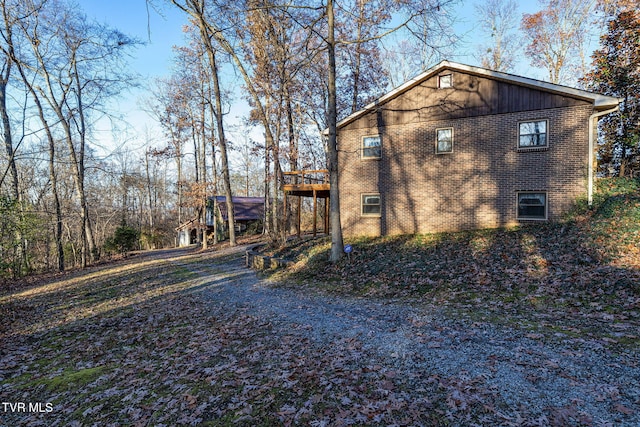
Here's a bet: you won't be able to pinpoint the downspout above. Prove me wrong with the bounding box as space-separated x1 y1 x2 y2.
588 105 619 207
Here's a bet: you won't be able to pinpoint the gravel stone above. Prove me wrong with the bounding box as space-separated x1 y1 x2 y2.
181 244 640 425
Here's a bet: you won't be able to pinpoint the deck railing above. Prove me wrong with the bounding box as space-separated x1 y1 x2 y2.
282 169 330 237
283 169 329 186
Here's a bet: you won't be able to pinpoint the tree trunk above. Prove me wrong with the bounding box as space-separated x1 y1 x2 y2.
209 110 219 245
351 3 364 114
0 61 27 273
176 142 183 225
207 47 236 246
200 97 208 250
285 84 298 236
144 150 154 231
0 74 18 200
8 27 65 271
40 93 64 271
272 126 280 238
327 0 344 262
49 138 64 271
264 144 271 236
70 63 97 265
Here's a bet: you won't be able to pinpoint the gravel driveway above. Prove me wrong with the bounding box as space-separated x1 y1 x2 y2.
174 244 640 426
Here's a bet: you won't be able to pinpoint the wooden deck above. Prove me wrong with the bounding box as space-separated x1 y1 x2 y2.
283 170 330 236
282 170 330 198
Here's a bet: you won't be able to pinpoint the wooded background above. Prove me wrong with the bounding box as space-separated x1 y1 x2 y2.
0 0 637 276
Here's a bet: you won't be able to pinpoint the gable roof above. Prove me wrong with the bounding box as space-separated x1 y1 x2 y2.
212 196 264 221
331 60 621 132
175 217 202 231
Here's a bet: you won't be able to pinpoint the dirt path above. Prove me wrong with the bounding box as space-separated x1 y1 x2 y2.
1 244 638 426
178 245 640 426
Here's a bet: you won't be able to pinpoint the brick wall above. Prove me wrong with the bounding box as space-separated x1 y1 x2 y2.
338 104 593 236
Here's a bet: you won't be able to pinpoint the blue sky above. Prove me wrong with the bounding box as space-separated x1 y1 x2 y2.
80 1 187 154
80 0 542 79
79 0 594 155
83 0 256 156
83 0 187 81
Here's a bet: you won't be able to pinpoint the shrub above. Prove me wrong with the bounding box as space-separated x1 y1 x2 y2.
104 225 140 255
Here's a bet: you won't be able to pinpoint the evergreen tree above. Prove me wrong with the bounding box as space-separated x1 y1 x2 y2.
583 8 640 177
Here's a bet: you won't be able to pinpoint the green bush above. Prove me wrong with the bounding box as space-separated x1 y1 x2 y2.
104 225 140 255
566 177 640 220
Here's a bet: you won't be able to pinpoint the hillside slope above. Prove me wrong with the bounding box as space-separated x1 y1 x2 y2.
269 178 640 332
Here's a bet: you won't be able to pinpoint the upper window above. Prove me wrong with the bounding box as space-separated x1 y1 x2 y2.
517 192 547 220
436 128 453 154
518 120 548 149
438 74 453 88
361 193 381 216
362 135 381 159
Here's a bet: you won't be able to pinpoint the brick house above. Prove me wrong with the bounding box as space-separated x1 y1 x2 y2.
336 61 620 236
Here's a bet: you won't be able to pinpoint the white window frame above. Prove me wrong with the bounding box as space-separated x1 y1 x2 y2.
436 127 454 154
518 119 548 150
438 73 453 89
361 135 381 159
517 191 548 220
361 193 381 217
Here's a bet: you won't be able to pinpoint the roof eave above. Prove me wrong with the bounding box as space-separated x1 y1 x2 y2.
325 61 621 132
594 96 623 110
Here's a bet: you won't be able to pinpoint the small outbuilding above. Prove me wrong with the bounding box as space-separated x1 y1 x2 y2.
208 195 265 236
176 196 265 247
175 218 204 247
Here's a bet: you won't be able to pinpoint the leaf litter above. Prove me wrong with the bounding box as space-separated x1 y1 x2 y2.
0 240 636 426
1 180 639 426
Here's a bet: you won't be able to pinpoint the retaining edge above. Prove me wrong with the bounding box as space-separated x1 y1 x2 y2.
245 244 294 270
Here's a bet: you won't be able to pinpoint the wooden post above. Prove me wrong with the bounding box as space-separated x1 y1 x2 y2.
313 189 318 237
325 196 330 234
283 191 288 235
297 195 302 238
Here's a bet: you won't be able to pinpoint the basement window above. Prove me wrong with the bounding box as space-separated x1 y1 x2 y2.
361 193 381 216
517 192 547 220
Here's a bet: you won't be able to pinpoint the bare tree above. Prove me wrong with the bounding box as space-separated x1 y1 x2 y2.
326 0 344 262
244 0 306 240
336 0 393 114
0 47 16 199
381 0 459 88
474 0 519 71
2 0 66 271
150 74 192 225
168 0 239 246
0 0 32 274
14 0 137 266
521 0 596 84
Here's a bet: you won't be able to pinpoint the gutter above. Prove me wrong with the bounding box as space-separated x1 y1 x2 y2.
588 105 620 206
